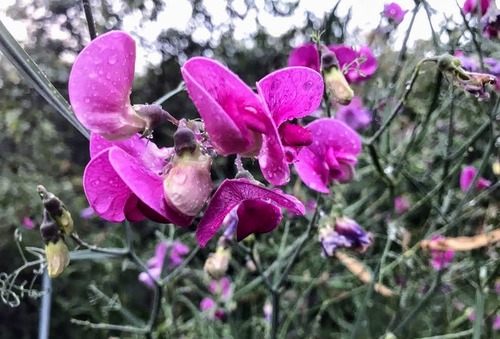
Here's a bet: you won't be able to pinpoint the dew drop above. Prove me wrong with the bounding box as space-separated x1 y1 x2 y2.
108 55 117 65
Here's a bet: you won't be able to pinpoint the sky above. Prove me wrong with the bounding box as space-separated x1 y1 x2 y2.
0 0 499 71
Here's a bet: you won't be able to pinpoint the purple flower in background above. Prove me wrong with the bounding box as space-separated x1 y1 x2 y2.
288 43 320 72
493 315 500 331
394 196 411 214
459 165 491 192
463 0 491 15
429 235 454 270
336 97 372 131
495 279 500 294
196 178 305 247
294 118 362 194
482 12 500 39
383 3 408 25
79 206 96 219
454 51 479 72
139 241 189 287
200 297 225 320
484 57 500 90
84 133 193 225
22 216 35 230
69 31 170 141
182 57 323 185
319 216 372 256
329 45 378 84
263 303 273 323
209 277 232 302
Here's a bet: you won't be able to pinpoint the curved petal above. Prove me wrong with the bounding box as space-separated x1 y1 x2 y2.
259 120 290 186
294 147 330 194
306 118 362 158
257 67 324 126
83 148 133 222
236 199 282 241
90 133 172 172
108 147 194 226
196 178 305 247
288 43 320 72
181 57 266 155
329 45 357 70
460 166 476 192
69 31 144 140
354 46 378 83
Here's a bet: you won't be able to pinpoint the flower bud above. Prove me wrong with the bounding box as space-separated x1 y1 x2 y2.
37 185 74 236
45 238 70 278
321 48 354 105
40 210 60 244
134 104 178 138
204 247 231 280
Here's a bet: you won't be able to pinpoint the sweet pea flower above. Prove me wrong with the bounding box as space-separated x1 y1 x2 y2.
335 97 372 130
289 44 378 84
463 0 491 15
22 216 35 230
494 314 500 331
459 165 491 192
294 118 362 194
318 216 371 256
139 241 189 287
79 206 96 219
84 133 194 225
69 31 173 141
482 12 500 39
196 178 305 247
383 3 408 25
394 196 411 214
429 235 454 270
200 277 233 320
182 57 323 185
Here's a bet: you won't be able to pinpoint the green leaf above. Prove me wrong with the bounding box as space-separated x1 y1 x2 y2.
0 20 90 139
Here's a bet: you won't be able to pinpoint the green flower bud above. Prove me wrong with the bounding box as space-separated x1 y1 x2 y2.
37 185 74 236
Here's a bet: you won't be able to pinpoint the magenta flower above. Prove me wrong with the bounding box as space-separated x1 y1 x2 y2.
288 44 378 84
482 13 500 39
319 216 372 256
494 314 500 331
454 51 479 72
84 133 193 225
200 277 232 320
329 45 378 84
288 43 320 72
22 216 35 230
463 0 491 15
383 3 408 25
196 178 305 247
69 31 172 141
209 277 232 302
139 241 189 288
182 57 323 185
394 196 411 214
459 165 491 192
336 97 372 131
429 235 454 270
294 118 362 194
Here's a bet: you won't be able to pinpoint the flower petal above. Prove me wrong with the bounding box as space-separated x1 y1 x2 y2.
259 125 290 186
196 179 305 247
83 148 133 222
181 57 266 155
108 147 194 226
288 43 320 72
294 147 330 193
256 67 324 126
236 199 282 241
69 31 144 140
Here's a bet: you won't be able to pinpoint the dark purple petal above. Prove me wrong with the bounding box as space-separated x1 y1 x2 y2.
181 57 267 156
236 199 282 241
256 67 324 126
288 43 320 72
69 31 146 140
196 178 305 247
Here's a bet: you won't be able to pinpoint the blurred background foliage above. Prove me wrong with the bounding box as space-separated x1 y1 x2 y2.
0 0 499 338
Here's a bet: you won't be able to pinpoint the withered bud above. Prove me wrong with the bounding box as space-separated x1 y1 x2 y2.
37 185 74 236
40 210 60 245
321 49 339 72
437 54 461 73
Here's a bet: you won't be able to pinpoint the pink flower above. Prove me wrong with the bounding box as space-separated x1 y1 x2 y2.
394 196 411 214
493 314 500 331
200 277 233 320
22 216 35 230
288 43 320 72
383 3 408 25
288 44 378 84
336 97 372 131
319 216 372 256
459 165 491 192
196 178 305 247
69 31 171 141
209 277 233 302
329 45 378 84
463 0 491 15
139 241 190 288
182 57 323 185
84 133 193 225
429 235 454 270
294 118 362 194
454 51 479 72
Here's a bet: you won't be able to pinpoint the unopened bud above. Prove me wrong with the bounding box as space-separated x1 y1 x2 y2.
45 238 70 278
37 185 74 236
134 104 178 138
40 210 60 244
173 122 197 155
437 54 461 73
493 160 500 176
324 68 354 105
204 247 231 280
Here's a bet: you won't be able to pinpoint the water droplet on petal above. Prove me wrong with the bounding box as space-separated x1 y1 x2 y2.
108 55 117 65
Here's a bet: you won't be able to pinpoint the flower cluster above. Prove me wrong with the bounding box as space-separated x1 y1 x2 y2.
462 0 499 38
69 31 366 249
